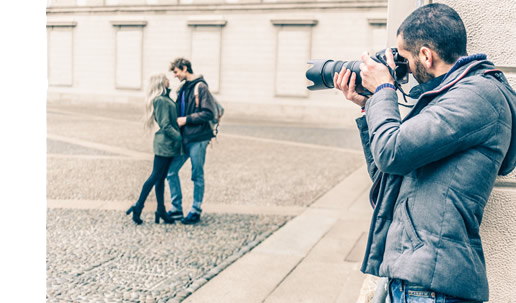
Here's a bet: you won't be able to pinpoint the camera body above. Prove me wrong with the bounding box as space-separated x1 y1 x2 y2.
306 48 409 96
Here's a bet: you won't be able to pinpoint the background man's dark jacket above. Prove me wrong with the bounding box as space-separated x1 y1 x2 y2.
176 75 217 145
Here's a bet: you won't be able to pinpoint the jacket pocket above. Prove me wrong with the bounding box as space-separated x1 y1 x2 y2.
400 199 424 250
184 123 207 137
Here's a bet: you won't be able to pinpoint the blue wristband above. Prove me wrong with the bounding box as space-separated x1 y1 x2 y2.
375 83 397 94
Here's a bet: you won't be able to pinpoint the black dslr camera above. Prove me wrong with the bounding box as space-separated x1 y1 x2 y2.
306 48 409 96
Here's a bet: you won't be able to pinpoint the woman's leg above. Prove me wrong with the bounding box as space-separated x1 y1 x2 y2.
154 156 174 213
135 155 170 210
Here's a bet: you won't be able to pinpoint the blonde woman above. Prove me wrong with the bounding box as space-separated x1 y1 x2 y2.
126 73 183 225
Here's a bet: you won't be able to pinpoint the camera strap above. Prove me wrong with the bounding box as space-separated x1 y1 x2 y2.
374 54 414 108
374 54 398 82
396 85 414 107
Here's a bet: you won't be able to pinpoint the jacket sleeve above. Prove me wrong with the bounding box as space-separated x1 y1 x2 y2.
154 98 181 142
186 83 215 125
366 84 499 175
356 115 380 181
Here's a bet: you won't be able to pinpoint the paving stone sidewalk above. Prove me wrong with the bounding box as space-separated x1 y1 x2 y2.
46 102 367 302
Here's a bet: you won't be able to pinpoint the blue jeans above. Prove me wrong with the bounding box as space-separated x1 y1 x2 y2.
388 279 482 303
166 140 210 214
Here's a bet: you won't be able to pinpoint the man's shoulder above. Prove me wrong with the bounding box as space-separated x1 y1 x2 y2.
453 70 508 100
195 81 209 91
194 81 213 99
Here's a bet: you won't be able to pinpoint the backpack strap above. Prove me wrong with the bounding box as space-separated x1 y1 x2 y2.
194 82 200 108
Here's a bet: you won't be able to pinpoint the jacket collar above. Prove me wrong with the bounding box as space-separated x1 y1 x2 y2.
407 74 446 99
403 55 493 121
424 57 492 98
441 54 487 84
179 75 206 95
405 54 488 100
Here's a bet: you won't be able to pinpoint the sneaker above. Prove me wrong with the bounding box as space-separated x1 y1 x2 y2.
181 212 201 225
167 210 184 221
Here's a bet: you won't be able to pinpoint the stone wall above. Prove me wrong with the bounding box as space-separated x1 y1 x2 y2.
47 1 389 127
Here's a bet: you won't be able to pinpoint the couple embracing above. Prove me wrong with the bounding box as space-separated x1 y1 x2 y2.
126 58 218 226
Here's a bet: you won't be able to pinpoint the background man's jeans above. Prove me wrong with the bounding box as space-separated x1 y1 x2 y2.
388 279 482 303
166 140 210 214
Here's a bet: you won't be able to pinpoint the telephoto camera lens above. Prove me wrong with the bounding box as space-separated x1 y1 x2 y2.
306 60 367 93
305 48 409 96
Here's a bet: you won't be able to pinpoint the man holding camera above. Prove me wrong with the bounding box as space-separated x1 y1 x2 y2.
334 3 516 302
166 58 217 225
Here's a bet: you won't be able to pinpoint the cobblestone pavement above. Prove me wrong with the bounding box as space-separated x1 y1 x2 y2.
47 209 289 303
46 102 365 302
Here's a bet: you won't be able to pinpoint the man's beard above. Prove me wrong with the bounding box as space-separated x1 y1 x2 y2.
413 58 435 83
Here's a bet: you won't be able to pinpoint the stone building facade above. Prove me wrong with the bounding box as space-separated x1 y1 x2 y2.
46 0 389 126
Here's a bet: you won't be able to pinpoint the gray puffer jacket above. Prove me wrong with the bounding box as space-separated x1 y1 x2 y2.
356 55 516 302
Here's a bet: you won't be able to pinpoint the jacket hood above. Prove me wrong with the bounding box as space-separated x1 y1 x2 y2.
175 75 208 96
493 70 516 175
181 75 207 92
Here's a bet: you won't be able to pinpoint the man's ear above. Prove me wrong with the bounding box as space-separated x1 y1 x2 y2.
182 66 188 73
419 47 433 69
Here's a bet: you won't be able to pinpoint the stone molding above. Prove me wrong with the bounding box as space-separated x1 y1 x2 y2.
187 19 227 27
270 19 318 26
367 18 386 25
110 20 148 27
495 169 516 188
498 66 516 73
47 21 78 27
47 1 387 13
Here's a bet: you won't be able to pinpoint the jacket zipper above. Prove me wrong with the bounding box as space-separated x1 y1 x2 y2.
369 173 382 209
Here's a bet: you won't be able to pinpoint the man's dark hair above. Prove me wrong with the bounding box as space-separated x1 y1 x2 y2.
170 58 194 74
397 3 467 64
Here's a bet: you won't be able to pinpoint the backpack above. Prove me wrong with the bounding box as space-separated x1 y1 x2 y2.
194 82 224 137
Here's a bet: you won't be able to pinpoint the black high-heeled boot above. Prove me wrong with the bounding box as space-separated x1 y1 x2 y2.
126 205 143 225
155 210 174 224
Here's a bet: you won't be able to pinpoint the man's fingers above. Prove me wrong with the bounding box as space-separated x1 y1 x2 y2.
337 67 346 88
349 72 357 92
360 52 370 64
334 69 341 89
336 68 351 90
359 62 367 73
342 69 351 88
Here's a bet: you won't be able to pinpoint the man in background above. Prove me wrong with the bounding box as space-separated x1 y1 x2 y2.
167 58 217 225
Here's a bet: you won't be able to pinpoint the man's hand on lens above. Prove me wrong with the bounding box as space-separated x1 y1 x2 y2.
334 68 369 108
359 49 396 93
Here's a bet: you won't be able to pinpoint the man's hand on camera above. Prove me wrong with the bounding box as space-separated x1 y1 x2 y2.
334 68 369 108
359 49 396 93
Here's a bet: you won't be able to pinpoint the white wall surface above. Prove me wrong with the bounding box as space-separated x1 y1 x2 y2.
47 3 388 126
437 0 516 88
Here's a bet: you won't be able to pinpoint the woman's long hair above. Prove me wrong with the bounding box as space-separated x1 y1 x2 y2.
144 73 168 131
